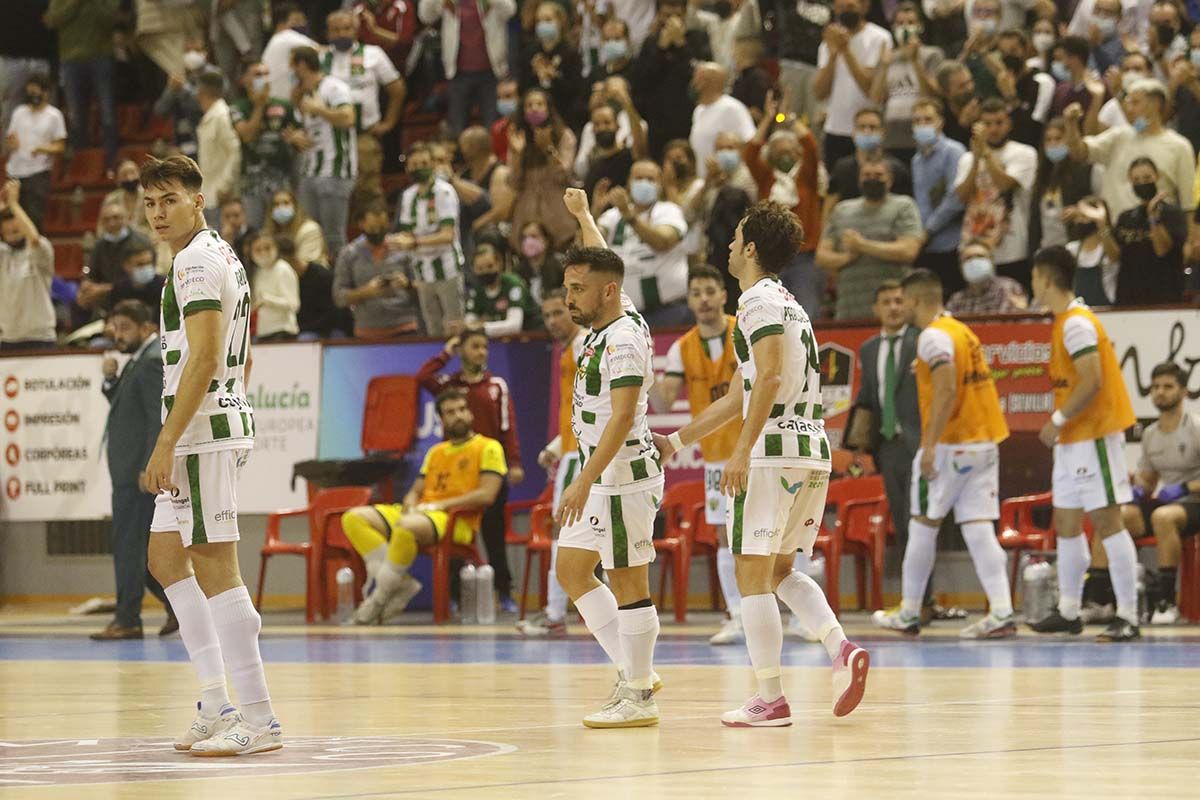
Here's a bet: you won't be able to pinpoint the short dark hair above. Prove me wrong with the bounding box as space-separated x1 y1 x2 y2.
25 73 51 93
740 202 803 274
1058 35 1091 63
912 96 944 118
854 106 884 125
1032 245 1076 290
273 2 302 27
121 242 156 265
140 155 203 193
1151 361 1187 386
562 246 625 280
542 287 567 304
246 229 277 251
979 97 1008 116
290 45 321 72
1128 156 1159 175
407 142 432 160
219 195 244 211
874 279 903 300
688 264 724 287
356 201 389 221
195 70 226 97
434 387 469 416
900 268 943 296
110 299 153 327
460 327 489 347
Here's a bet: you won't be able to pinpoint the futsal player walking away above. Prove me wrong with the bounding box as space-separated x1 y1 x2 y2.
555 188 663 729
872 270 1016 639
1027 246 1141 642
656 202 870 726
518 289 588 637
138 155 282 756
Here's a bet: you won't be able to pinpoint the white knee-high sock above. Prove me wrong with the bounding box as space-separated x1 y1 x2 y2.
574 585 626 672
1056 534 1091 620
363 544 386 584
902 519 939 616
1102 531 1139 623
164 576 230 715
792 550 813 575
208 586 274 726
546 542 568 622
960 521 1013 617
617 605 659 690
775 570 845 662
740 593 784 701
716 548 742 618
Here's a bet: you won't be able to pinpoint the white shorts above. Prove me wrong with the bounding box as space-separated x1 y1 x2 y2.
150 449 249 547
1052 431 1133 512
704 461 727 526
551 451 581 515
911 443 999 522
728 466 828 557
558 485 661 570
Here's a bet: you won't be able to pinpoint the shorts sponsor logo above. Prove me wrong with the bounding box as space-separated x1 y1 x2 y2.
951 460 972 475
780 477 804 494
633 539 651 551
213 509 237 523
753 527 776 539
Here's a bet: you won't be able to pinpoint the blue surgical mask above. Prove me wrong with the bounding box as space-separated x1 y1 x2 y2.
101 226 129 243
601 39 628 63
251 76 268 93
497 97 518 117
1094 17 1117 38
853 132 882 151
962 256 994 284
630 179 658 206
535 20 559 42
131 265 157 286
912 125 939 147
1132 115 1150 133
972 18 997 35
1044 143 1070 162
1191 49 1200 67
272 205 296 225
715 148 741 172
1050 61 1070 82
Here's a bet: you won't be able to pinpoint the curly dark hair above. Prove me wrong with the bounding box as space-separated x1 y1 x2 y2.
563 246 625 279
739 202 803 275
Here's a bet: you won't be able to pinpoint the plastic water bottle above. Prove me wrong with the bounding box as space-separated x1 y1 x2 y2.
476 564 496 624
335 567 355 623
459 565 478 624
1021 557 1058 622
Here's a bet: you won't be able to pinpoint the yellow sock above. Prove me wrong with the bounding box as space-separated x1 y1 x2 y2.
342 511 387 557
386 525 418 568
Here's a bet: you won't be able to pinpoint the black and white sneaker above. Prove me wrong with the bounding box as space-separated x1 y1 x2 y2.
1027 610 1083 635
1096 616 1141 642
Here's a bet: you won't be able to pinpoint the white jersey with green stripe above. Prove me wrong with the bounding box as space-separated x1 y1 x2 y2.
160 229 255 455
734 276 830 469
572 307 664 495
395 177 463 283
299 75 357 179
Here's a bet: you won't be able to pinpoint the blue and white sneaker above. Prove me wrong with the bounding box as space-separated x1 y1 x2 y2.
190 717 283 757
174 703 240 751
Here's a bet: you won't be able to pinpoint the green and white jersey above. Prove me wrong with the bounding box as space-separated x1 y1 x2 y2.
321 43 400 131
160 229 255 455
734 276 830 469
299 75 357 179
395 177 463 282
572 306 663 495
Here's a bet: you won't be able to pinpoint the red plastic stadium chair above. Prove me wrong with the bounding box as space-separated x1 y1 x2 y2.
518 501 555 619
687 501 723 611
655 481 700 622
998 492 1056 604
1180 535 1200 622
256 486 372 622
823 476 888 611
52 148 106 190
505 483 553 547
419 509 488 624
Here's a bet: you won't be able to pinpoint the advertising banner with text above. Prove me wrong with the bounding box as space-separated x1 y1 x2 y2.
1098 307 1200 425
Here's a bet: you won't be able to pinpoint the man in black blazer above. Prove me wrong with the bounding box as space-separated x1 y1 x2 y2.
91 300 177 640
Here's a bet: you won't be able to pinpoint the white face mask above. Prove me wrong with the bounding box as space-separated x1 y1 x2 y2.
1032 32 1055 54
183 51 207 72
962 256 995 284
253 254 277 270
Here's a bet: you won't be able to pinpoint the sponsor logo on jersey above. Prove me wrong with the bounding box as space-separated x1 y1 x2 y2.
780 477 804 494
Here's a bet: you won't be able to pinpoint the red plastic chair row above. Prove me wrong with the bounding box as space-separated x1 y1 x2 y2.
423 508 488 624
654 481 699 622
818 476 889 614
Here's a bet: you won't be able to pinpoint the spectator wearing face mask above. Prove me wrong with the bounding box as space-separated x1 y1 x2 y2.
262 4 319 100
689 62 756 178
955 97 1039 292
490 79 521 159
507 89 578 253
0 179 55 351
108 243 166 317
597 160 693 326
1031 118 1103 253
1068 0 1148 49
995 29 1056 148
910 96 967 295
77 200 152 316
336 203 419 338
246 231 300 341
519 2 585 129
699 131 756 303
825 107 913 223
870 3 943 164
231 61 301 230
263 188 328 266
1049 37 1105 121
1086 0 1130 77
511 221 564 301
465 241 540 335
1097 53 1150 131
575 78 648 192
1147 0 1188 80
1064 195 1120 306
1063 78 1195 218
100 161 151 238
945 238 1029 315
584 18 636 89
633 0 713 158
815 0 893 171
134 0 205 82
153 37 217 160
3 73 65 232
1029 19 1057 74
957 0 1004 102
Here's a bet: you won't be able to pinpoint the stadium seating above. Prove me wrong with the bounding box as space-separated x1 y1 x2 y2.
826 476 889 611
504 483 553 618
422 508 488 624
655 481 698 622
516 500 555 619
686 501 724 612
998 492 1056 605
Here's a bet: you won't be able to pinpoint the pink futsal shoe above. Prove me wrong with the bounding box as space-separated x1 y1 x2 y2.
832 640 870 717
720 695 792 727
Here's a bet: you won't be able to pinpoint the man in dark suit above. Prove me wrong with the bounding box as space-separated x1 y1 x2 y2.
91 300 177 640
854 280 960 619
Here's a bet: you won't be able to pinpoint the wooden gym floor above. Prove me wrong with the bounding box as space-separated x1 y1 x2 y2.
1 605 1198 799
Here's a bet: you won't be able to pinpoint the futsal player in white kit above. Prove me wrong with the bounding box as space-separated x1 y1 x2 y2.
656 202 870 726
138 156 281 755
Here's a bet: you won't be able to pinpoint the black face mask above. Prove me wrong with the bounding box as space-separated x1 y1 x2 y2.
121 179 140 193
838 10 861 27
25 91 43 106
1001 54 1024 73
1067 221 1097 240
1156 22 1177 44
1133 181 1158 202
595 129 617 148
479 271 500 286
861 178 886 200
6 238 26 250
365 230 386 245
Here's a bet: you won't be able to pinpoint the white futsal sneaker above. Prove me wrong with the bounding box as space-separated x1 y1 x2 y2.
190 717 283 757
380 575 423 622
831 640 870 717
584 684 659 729
958 612 1017 639
174 703 241 751
709 616 744 645
604 669 664 707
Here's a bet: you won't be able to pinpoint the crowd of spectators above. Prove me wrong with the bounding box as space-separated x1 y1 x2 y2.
5 0 1200 350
